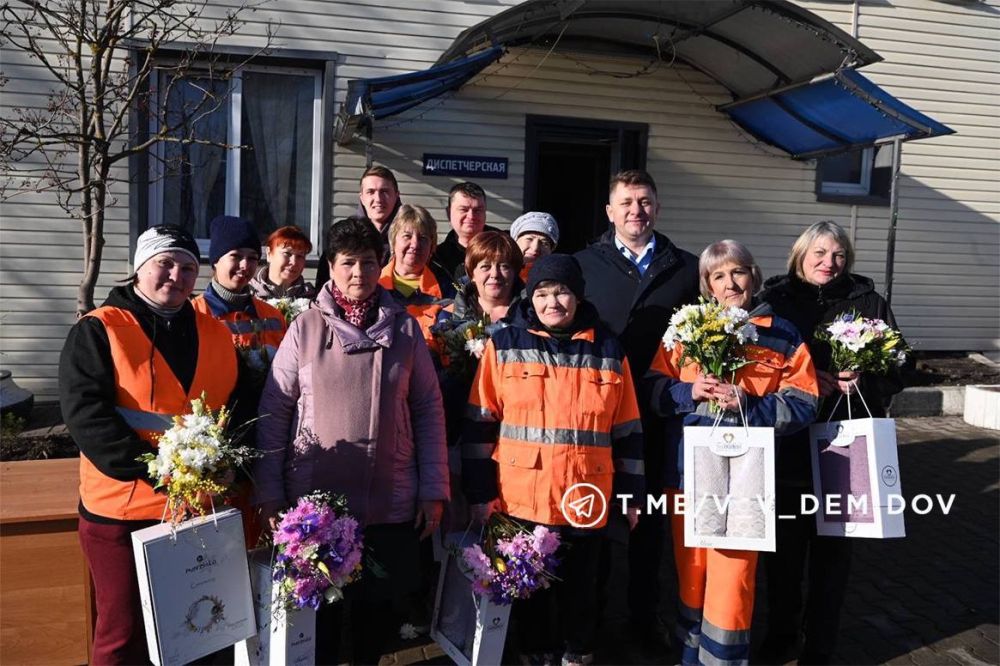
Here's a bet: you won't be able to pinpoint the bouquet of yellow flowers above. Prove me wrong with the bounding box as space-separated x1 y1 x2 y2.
662 299 759 378
138 393 258 522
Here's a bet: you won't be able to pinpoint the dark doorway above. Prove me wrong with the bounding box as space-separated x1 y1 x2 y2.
524 115 648 254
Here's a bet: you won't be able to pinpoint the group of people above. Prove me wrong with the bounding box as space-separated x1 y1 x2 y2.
59 165 904 666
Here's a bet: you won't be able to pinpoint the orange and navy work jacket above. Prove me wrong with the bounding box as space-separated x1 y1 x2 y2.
192 288 287 351
378 257 457 351
463 323 645 528
79 307 237 520
644 303 819 489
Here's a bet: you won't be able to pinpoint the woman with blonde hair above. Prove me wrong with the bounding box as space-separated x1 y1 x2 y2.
758 221 906 664
377 204 457 346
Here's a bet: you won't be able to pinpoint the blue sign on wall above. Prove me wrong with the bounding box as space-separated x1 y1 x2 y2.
422 153 508 179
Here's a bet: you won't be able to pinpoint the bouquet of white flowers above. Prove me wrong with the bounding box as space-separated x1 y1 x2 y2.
662 299 759 378
139 393 258 522
266 297 311 326
816 312 908 374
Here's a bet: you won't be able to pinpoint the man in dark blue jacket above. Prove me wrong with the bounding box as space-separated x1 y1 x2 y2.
575 169 699 653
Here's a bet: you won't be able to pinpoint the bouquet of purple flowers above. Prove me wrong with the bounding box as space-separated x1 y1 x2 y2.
816 311 908 375
271 492 363 612
461 513 561 605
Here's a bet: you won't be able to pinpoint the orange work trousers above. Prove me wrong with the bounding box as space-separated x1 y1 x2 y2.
667 488 757 666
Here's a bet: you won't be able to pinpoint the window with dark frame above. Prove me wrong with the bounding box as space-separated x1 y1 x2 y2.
145 64 325 255
815 144 893 206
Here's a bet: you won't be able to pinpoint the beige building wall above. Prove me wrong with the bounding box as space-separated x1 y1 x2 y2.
2 0 997 398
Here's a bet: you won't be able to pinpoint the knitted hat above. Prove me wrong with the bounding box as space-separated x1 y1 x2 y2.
510 211 559 247
526 254 585 300
209 215 260 265
132 225 200 274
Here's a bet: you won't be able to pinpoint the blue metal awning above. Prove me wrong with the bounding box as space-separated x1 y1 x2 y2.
336 46 504 143
334 0 953 160
720 68 954 159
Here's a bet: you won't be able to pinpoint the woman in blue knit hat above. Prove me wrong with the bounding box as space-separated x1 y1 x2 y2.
192 215 287 355
192 215 287 545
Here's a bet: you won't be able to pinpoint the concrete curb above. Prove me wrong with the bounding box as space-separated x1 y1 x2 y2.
888 386 965 418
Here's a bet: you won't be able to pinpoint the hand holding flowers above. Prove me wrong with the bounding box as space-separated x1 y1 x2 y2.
139 393 259 522
663 300 758 412
816 312 908 375
461 513 561 605
270 492 363 612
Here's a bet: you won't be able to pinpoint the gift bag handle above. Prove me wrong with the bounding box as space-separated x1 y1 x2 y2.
735 388 749 436
709 377 750 437
162 496 222 543
825 377 873 424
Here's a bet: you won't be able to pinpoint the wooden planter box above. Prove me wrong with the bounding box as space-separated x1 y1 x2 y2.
1 457 92 665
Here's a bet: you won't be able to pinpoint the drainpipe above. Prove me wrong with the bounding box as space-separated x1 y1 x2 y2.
850 0 860 248
883 136 902 306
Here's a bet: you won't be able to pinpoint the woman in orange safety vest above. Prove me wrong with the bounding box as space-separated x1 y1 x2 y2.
463 254 644 666
191 215 287 546
59 226 239 665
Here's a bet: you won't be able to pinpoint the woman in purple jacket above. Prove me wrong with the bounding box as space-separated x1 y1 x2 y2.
255 216 449 663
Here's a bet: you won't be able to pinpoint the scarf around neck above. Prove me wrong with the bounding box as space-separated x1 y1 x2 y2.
331 283 379 329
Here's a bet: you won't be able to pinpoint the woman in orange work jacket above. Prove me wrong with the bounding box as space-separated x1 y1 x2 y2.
463 254 645 666
191 215 287 545
377 204 458 348
59 227 240 665
643 240 819 666
191 215 287 355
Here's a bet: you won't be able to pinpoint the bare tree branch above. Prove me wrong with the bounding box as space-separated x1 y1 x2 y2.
1 0 274 315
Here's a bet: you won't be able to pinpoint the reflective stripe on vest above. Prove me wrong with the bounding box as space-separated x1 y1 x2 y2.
191 295 287 350
499 423 611 448
223 318 284 334
79 306 237 521
114 406 175 433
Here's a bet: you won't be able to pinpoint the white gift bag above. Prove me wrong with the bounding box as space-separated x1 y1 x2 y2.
234 549 317 666
683 416 776 552
809 401 905 539
132 508 257 666
430 536 511 666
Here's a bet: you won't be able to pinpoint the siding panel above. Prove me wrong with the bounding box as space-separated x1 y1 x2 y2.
3 0 998 399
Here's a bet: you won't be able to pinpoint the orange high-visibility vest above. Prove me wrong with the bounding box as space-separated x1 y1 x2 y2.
191 294 287 350
79 307 238 520
379 258 454 350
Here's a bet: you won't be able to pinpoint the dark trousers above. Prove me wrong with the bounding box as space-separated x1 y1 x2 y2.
763 487 852 662
516 532 603 657
627 510 667 623
314 522 422 665
78 516 157 666
315 595 404 665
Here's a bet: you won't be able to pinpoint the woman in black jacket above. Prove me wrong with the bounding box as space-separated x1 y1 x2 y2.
758 220 905 665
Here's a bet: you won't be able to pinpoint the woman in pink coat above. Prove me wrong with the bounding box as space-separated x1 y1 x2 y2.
255 216 449 663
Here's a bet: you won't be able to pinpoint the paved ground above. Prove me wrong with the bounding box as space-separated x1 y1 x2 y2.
408 417 999 665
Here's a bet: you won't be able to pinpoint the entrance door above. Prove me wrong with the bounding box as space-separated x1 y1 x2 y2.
524 115 648 254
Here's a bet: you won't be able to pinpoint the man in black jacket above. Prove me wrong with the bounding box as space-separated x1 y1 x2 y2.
432 181 499 281
575 169 700 653
316 165 401 285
